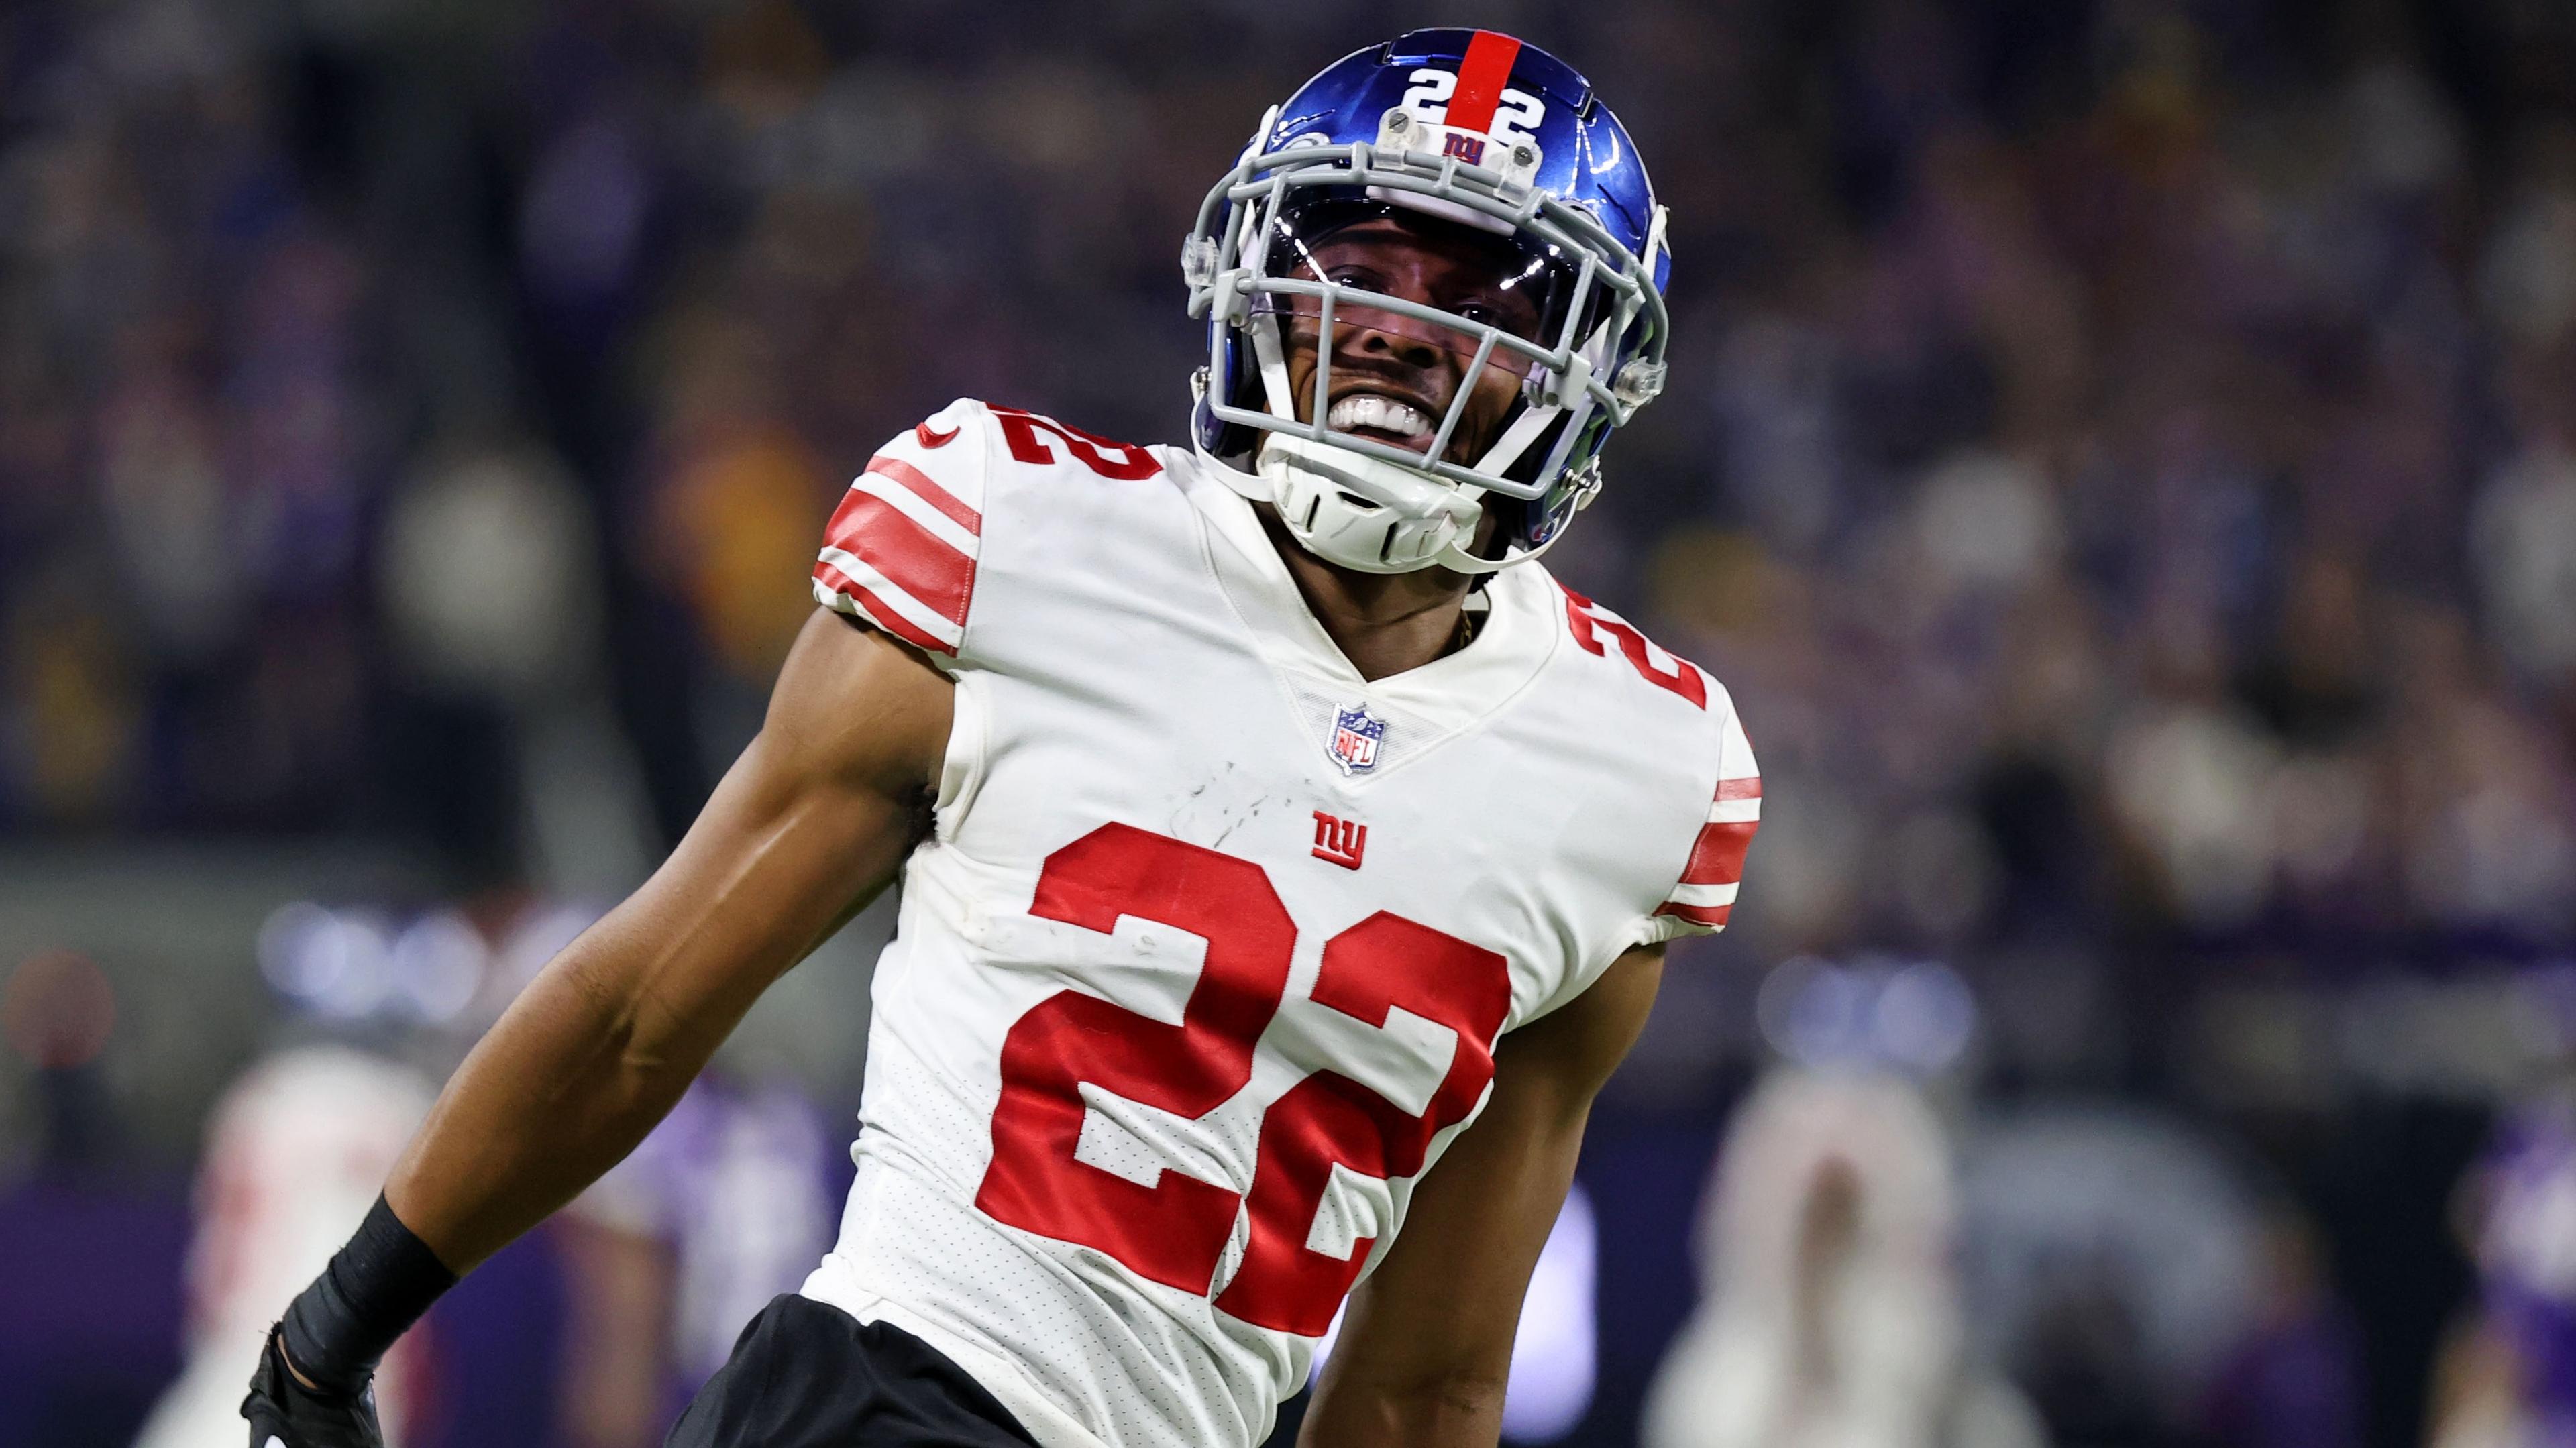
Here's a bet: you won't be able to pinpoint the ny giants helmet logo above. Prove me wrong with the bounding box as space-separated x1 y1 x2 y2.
1327 704 1386 774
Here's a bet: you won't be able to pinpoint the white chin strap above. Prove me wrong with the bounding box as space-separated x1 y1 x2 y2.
1250 433 1505 575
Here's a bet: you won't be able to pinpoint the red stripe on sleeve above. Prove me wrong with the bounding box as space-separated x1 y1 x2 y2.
1678 820 1758 887
1715 777 1762 801
1444 31 1522 136
865 455 983 535
822 492 976 626
813 559 953 655
1655 900 1733 928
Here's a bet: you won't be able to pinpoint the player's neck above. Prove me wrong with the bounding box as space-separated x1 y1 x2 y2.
1257 506 1474 681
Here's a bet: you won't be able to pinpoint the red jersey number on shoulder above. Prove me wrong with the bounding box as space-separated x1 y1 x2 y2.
987 405 1163 480
1562 586 1708 708
974 824 1511 1332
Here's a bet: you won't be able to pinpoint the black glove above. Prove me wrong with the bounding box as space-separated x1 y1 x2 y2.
242 1326 385 1448
246 1193 458 1447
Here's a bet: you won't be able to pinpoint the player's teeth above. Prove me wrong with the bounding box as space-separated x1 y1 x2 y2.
1328 394 1432 438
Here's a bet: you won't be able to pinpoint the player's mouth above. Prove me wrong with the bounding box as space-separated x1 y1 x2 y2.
1326 390 1441 455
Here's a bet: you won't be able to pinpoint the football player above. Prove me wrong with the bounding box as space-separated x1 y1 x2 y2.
248 30 1758 1448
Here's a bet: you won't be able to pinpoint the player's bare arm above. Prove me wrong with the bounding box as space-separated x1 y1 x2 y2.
246 612 947 1435
1302 943 1665 1447
382 611 949 1270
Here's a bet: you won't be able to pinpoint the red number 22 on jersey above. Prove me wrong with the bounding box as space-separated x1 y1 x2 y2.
973 824 1511 1335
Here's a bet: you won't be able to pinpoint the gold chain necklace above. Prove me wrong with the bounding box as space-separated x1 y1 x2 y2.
1449 606 1481 655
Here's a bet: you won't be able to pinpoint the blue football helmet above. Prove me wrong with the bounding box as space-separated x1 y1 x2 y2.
1185 29 1671 575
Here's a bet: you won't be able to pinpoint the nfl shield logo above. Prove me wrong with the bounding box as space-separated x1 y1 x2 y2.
1327 704 1385 775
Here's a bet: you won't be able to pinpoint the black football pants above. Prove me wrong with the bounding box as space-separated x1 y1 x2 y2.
667 1294 1038 1447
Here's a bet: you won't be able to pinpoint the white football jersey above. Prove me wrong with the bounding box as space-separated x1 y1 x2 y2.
800 400 1759 1448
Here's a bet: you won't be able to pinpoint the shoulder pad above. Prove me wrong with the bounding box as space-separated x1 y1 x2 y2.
811 401 1170 660
813 399 991 657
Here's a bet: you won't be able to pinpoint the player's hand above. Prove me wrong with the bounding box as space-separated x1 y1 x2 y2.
241 1325 385 1448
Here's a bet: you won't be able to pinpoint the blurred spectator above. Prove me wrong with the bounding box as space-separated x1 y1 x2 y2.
1642 1069 2045 1448
2430 1086 2576 1448
1962 1102 2269 1447
553 1073 843 1447
2196 1208 2366 1448
380 441 601 712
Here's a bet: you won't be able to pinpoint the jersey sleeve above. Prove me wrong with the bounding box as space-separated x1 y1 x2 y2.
812 398 992 665
1642 687 1761 943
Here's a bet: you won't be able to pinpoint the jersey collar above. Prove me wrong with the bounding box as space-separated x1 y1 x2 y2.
1169 447 1562 749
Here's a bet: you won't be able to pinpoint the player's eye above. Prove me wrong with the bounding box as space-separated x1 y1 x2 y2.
1455 294 1538 336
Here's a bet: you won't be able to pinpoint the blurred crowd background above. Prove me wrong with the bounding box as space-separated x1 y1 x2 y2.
7 0 2576 1445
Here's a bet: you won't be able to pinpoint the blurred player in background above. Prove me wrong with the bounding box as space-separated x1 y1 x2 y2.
2430 1084 2576 1448
138 1042 435 1448
558 1072 842 1447
246 27 1756 1448
1642 1068 2046 1448
152 893 842 1448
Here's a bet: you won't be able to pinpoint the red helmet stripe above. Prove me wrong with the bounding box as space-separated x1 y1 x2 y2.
1444 30 1522 136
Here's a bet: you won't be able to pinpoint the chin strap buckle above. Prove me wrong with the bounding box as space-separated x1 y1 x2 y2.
1568 458 1606 512
1181 234 1220 290
1612 359 1666 409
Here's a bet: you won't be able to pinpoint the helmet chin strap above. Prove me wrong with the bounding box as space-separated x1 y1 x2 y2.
1434 521 1567 575
1252 433 1483 574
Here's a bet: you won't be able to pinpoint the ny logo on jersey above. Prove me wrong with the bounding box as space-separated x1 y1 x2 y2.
1310 811 1367 870
1326 704 1385 775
